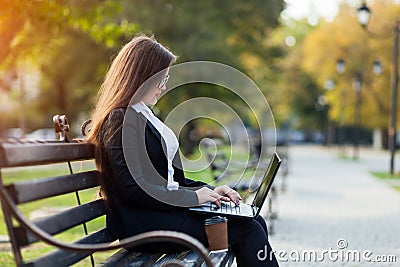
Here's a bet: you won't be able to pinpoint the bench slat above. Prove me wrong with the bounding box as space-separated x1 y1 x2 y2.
208 251 234 267
153 252 187 266
7 170 100 204
29 228 116 267
0 142 95 167
15 199 107 247
100 249 163 267
102 249 234 266
176 250 234 267
177 250 203 266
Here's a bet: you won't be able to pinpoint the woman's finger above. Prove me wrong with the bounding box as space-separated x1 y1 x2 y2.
210 197 221 207
218 196 230 203
227 191 242 205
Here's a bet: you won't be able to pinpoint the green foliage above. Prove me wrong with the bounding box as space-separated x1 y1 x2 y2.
267 18 322 129
1 0 284 132
0 0 140 131
116 0 284 127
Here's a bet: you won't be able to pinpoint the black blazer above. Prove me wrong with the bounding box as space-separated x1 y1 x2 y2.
99 107 209 239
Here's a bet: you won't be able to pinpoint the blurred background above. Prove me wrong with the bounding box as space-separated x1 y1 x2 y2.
0 0 398 152
1 1 400 266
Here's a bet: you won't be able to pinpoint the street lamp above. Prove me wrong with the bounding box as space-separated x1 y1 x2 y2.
335 58 383 156
335 59 364 160
357 2 399 175
324 79 335 146
373 60 383 75
336 58 345 74
336 59 346 150
356 3 371 28
353 74 362 160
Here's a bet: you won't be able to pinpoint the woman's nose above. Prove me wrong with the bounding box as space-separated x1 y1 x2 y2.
160 84 167 91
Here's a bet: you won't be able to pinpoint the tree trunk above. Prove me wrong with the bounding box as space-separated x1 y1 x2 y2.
381 128 389 150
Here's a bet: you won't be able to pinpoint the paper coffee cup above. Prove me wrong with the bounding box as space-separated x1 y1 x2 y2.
204 216 228 252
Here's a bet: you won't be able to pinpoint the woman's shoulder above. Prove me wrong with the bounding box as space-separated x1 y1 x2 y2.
102 107 127 131
108 107 127 119
107 106 140 122
106 106 144 126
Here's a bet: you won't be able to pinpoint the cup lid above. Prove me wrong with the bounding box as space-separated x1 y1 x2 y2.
204 216 228 225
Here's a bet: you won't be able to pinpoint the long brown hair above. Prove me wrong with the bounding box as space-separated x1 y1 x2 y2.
86 35 177 146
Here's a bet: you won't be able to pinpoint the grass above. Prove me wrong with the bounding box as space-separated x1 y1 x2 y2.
337 153 350 160
370 171 400 194
371 171 400 179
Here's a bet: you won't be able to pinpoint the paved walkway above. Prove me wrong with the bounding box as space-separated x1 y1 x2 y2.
266 145 400 267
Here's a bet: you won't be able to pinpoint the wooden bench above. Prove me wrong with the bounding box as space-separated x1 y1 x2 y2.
0 117 234 267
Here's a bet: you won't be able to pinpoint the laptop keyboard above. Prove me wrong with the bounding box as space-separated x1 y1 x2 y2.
209 201 241 214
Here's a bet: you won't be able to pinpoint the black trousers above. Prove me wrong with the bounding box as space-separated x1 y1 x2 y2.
125 209 279 267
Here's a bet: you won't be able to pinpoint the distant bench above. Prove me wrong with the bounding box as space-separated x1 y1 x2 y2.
0 116 234 267
202 138 281 234
202 138 255 192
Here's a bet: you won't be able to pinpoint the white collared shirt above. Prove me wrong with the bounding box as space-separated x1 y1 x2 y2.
132 102 179 190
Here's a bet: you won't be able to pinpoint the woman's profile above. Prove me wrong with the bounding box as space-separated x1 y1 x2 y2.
86 35 279 266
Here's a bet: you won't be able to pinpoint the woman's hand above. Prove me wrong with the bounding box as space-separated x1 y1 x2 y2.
195 187 230 207
214 185 242 206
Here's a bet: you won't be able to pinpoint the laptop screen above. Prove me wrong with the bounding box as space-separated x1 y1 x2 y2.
252 152 281 209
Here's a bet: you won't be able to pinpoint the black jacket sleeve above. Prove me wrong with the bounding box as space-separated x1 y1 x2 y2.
171 153 215 189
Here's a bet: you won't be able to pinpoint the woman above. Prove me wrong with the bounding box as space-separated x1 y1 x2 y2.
86 35 279 266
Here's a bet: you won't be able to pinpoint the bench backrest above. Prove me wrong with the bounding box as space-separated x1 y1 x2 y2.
0 141 116 267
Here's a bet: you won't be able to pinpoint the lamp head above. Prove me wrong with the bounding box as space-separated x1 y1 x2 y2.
373 60 382 75
336 59 345 74
357 2 371 27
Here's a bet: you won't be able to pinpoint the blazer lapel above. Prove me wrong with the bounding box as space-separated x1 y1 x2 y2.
137 112 162 142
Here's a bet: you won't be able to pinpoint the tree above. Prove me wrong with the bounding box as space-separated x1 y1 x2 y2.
117 0 284 119
264 17 323 134
1 0 284 140
301 1 400 132
114 0 284 154
0 0 138 132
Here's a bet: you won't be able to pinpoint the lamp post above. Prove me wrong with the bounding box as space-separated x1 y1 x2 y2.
336 58 361 158
357 2 399 174
335 59 365 160
323 79 335 146
353 74 362 160
336 59 345 150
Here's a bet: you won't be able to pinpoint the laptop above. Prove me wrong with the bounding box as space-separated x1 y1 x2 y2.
189 152 281 219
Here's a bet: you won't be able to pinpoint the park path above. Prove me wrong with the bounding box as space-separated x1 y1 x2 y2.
267 145 400 267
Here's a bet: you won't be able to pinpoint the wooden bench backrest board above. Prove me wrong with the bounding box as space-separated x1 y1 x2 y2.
0 141 117 267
